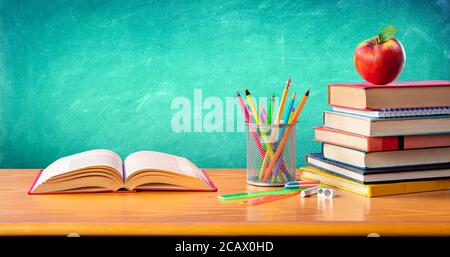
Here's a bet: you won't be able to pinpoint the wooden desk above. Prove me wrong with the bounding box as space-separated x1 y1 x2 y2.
0 169 449 236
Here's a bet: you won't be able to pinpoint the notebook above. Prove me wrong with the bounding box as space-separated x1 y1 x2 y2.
306 153 450 184
28 149 217 194
332 106 450 118
323 110 450 136
300 166 450 197
328 80 450 110
323 144 450 169
314 126 450 152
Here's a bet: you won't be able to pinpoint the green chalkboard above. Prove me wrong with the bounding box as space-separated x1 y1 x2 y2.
0 0 449 168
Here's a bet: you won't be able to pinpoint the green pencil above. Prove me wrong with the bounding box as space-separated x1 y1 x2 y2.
218 188 301 201
268 93 274 125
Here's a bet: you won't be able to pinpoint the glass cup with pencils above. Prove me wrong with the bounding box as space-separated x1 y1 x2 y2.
237 78 310 186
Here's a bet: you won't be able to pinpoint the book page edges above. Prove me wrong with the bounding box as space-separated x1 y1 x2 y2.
28 169 217 194
28 170 120 195
134 169 217 192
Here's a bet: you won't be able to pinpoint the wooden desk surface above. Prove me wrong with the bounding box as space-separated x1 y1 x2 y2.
0 169 449 236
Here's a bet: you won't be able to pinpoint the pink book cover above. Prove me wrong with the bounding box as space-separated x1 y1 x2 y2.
28 169 218 195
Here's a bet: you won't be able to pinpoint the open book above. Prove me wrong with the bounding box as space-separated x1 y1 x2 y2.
29 150 217 194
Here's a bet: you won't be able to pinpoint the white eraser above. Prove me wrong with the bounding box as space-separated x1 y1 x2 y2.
300 185 320 198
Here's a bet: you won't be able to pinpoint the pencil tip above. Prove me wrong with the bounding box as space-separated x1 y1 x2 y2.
292 92 297 99
236 91 241 97
305 88 310 96
286 78 292 87
244 86 250 95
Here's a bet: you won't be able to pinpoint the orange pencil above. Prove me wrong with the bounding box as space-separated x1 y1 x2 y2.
262 88 310 182
274 78 291 124
259 78 291 181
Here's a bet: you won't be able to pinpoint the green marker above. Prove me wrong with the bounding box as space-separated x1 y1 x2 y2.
218 188 301 201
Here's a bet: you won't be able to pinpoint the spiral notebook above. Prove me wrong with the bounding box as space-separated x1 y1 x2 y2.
333 106 450 118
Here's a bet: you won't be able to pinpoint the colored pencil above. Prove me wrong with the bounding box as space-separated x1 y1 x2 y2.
271 92 297 182
284 180 320 189
268 93 274 125
259 79 292 181
218 188 300 201
239 191 300 206
237 92 265 158
244 86 260 124
282 92 296 124
274 78 291 124
262 88 310 182
259 103 268 124
288 107 295 123
244 86 289 181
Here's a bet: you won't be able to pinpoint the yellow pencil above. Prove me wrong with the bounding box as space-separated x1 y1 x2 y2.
262 88 310 182
244 86 282 181
274 78 291 124
244 86 260 124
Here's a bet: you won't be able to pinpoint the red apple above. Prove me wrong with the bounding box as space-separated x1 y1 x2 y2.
354 27 406 85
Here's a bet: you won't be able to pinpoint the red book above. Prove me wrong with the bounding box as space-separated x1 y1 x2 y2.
328 80 450 110
314 126 450 152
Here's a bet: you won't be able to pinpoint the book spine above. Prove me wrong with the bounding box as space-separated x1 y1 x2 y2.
368 136 400 151
327 85 331 107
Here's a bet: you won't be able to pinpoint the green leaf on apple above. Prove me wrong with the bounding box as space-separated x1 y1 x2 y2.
379 25 397 43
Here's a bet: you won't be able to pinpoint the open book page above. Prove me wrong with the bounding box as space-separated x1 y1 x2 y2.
124 151 201 179
32 149 123 191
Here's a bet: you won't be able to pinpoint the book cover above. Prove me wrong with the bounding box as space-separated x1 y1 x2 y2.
323 110 450 136
314 126 450 152
300 166 450 197
328 80 450 110
329 80 450 90
322 143 450 169
306 153 450 184
332 106 450 118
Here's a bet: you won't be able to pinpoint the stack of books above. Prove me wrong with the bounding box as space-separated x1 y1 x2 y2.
302 80 450 197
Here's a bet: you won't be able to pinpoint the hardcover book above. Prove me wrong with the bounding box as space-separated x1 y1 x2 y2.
332 106 450 118
323 110 450 136
29 149 217 194
300 166 450 197
314 126 450 152
322 143 450 169
306 153 450 184
328 80 450 110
